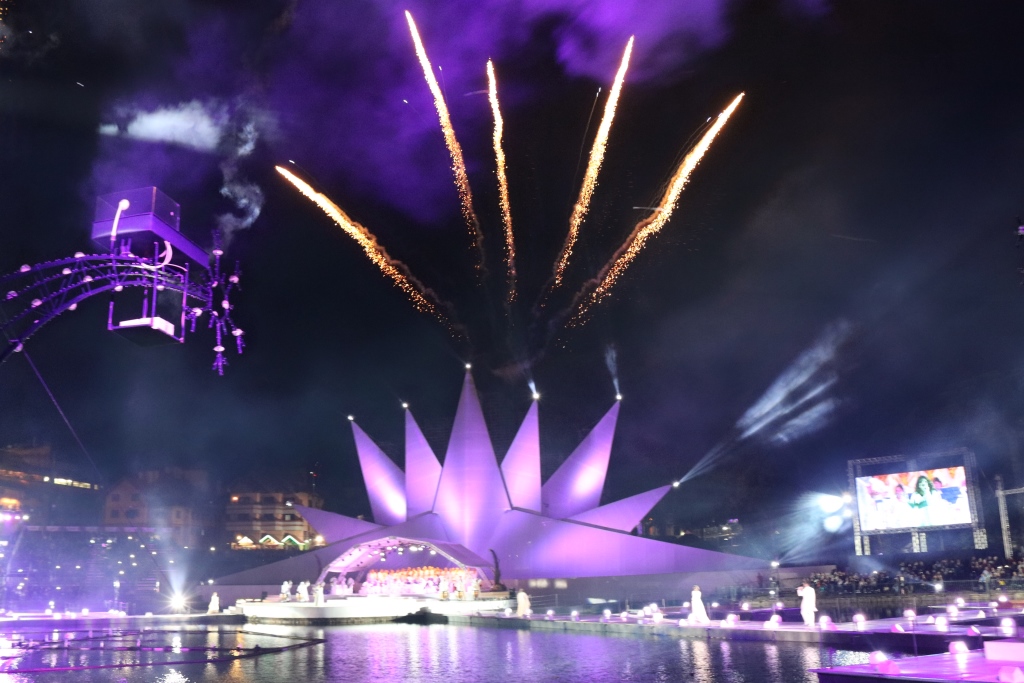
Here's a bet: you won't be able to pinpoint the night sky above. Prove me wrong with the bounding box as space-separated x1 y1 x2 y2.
1 1 1023 534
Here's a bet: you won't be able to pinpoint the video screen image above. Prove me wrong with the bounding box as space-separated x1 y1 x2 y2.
856 466 971 532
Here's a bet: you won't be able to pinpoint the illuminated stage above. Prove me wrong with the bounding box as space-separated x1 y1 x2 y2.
211 371 766 603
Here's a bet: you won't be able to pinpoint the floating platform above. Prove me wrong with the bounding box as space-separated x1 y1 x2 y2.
437 603 1024 659
814 648 1024 682
0 611 243 629
239 595 513 625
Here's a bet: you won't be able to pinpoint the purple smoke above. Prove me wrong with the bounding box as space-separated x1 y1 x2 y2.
84 0 826 233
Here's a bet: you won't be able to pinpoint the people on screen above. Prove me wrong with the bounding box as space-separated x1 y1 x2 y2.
857 467 970 531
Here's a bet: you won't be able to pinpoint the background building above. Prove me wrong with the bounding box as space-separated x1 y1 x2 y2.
102 468 212 547
0 444 102 526
224 484 324 550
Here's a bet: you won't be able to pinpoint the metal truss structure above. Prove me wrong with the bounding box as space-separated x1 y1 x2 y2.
0 248 243 374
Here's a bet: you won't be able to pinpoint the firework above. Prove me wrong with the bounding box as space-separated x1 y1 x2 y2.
572 93 745 321
405 11 482 260
487 60 516 303
275 166 447 322
552 36 634 287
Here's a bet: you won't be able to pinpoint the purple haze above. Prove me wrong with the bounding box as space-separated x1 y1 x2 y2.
84 0 825 231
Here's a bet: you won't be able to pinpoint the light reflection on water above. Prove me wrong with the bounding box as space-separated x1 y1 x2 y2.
0 623 871 682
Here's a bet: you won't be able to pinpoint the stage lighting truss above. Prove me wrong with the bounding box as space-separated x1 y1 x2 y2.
0 247 243 374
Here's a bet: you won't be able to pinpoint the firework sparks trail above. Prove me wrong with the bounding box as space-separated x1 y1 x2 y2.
552 36 634 287
571 93 745 322
405 11 482 262
487 60 516 303
275 166 449 324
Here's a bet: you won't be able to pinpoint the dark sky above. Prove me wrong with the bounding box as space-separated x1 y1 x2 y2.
1 0 1023 531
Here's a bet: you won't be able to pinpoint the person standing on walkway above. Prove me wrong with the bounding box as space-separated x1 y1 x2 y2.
516 589 531 617
689 585 710 624
797 581 817 627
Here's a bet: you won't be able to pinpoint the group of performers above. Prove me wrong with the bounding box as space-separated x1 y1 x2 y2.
274 567 484 603
361 566 482 598
279 580 327 606
687 583 817 627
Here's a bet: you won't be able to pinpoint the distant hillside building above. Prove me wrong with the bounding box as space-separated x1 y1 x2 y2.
102 468 212 547
224 486 324 550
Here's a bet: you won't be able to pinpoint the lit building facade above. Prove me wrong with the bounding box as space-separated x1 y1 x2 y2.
224 489 324 549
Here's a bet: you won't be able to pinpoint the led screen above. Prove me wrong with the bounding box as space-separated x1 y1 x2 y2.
856 466 971 532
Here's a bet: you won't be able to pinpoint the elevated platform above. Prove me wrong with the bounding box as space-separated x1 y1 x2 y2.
449 611 994 653
815 651 1024 682
239 595 513 625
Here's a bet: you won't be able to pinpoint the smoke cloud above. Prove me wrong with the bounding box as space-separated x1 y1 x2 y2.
102 100 228 152
96 100 267 247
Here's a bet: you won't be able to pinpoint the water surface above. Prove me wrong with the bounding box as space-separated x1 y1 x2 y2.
0 623 871 682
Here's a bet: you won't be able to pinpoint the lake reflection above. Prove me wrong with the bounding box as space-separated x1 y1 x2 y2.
0 623 871 682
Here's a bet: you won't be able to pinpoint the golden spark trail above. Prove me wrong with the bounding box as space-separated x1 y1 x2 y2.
487 60 516 303
275 166 445 320
405 11 482 260
572 93 745 322
552 36 634 287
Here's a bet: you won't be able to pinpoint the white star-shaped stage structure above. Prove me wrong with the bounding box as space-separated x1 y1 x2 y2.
215 372 766 587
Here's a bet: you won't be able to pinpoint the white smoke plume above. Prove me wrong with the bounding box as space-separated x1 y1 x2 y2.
99 100 266 247
216 119 264 246
102 100 228 152
604 345 620 395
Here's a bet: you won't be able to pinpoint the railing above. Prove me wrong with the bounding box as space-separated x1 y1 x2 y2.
552 581 1024 613
792 578 1024 597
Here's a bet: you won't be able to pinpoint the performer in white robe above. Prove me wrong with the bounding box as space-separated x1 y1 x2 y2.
516 589 531 617
689 585 710 624
280 580 291 601
797 582 817 626
207 592 220 614
296 581 310 602
313 582 325 606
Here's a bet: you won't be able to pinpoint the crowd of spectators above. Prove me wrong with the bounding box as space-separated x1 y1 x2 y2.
0 529 168 612
802 556 1024 595
804 569 901 595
